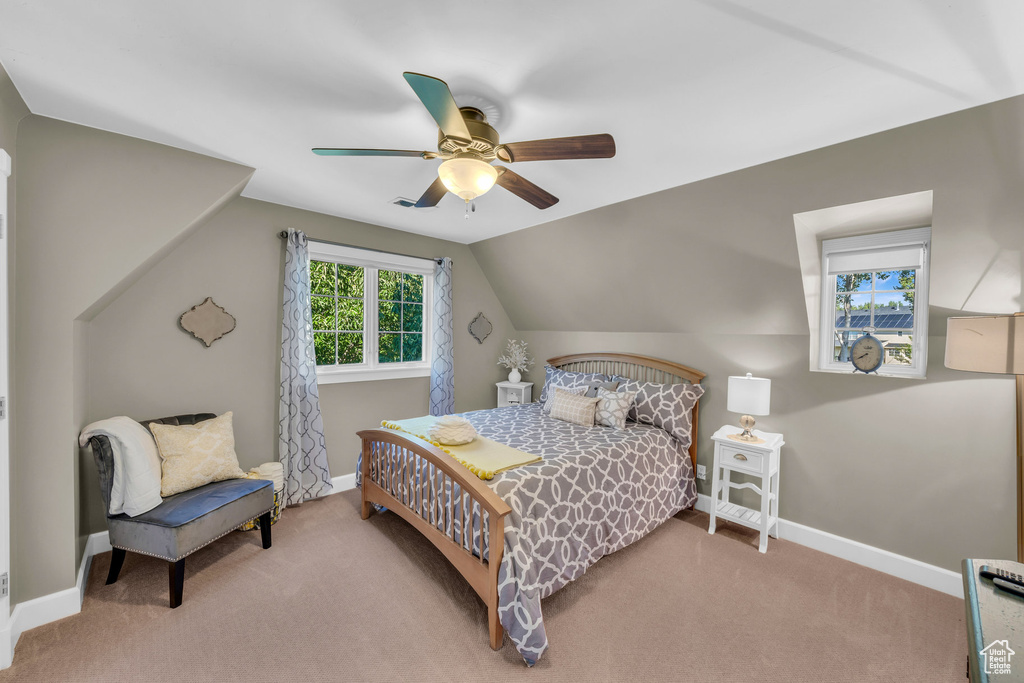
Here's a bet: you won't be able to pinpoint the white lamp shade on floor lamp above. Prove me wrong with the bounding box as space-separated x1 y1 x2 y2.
727 373 771 443
945 313 1024 562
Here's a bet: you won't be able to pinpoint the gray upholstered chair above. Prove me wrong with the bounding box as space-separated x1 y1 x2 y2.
87 413 275 607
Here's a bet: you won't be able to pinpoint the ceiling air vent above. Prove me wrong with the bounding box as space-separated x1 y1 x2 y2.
390 197 437 210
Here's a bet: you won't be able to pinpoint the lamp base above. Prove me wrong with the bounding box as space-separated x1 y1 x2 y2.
726 415 766 444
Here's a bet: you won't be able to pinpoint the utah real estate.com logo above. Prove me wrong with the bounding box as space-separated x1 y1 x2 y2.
981 640 1015 676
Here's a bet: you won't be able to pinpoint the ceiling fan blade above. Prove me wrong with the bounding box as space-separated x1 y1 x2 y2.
496 134 616 163
312 148 429 157
494 167 559 209
415 176 448 208
402 72 473 144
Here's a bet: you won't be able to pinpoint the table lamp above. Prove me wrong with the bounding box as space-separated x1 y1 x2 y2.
945 313 1024 562
727 373 771 444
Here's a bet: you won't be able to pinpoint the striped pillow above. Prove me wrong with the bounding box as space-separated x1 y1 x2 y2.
549 388 600 427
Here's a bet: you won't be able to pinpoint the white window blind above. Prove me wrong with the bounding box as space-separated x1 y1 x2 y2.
826 243 925 275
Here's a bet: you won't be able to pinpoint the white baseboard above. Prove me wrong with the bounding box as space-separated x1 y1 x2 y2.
80 532 111 605
2 530 110 669
329 472 357 493
694 494 961 597
7 585 80 646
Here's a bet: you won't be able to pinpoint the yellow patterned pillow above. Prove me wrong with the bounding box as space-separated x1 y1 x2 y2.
150 412 246 497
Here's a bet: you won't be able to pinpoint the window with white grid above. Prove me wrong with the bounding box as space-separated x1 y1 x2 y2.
818 227 931 378
308 241 434 384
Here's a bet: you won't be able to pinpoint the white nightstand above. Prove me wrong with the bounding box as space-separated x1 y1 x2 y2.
708 425 784 553
496 381 533 407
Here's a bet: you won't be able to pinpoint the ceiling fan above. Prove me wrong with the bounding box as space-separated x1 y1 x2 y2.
313 72 616 210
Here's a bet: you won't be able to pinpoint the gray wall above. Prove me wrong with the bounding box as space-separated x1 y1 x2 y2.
83 196 515 535
5 67 1021 609
0 63 30 617
471 94 1024 572
5 103 515 604
13 115 254 604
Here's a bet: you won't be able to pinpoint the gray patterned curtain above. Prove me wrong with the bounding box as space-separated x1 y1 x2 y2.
280 228 333 504
429 257 454 415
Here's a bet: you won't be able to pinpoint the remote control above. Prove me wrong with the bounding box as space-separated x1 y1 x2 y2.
993 577 1024 599
979 565 1024 588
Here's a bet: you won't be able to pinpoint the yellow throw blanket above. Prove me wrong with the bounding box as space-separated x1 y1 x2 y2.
381 416 541 480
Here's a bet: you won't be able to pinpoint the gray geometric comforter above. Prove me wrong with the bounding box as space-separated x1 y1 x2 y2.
461 402 697 665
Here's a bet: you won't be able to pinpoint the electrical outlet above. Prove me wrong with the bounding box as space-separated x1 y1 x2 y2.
696 464 706 481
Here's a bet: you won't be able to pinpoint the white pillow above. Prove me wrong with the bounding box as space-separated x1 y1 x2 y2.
79 416 163 517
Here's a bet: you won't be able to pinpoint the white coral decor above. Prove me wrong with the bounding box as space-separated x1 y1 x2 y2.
429 415 477 446
497 339 534 372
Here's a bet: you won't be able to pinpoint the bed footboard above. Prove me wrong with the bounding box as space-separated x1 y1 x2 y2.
357 428 512 650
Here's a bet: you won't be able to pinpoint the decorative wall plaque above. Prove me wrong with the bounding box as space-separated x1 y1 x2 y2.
180 297 236 347
468 312 492 344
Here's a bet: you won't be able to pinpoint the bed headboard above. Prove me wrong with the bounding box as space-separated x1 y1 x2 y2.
546 352 706 473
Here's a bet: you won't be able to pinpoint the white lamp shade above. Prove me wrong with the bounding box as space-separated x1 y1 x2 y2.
727 373 771 416
437 157 498 202
945 314 1024 375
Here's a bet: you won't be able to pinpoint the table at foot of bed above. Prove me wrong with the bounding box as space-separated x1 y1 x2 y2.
358 428 512 650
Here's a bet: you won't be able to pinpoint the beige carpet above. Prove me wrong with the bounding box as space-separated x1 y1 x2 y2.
1 490 966 682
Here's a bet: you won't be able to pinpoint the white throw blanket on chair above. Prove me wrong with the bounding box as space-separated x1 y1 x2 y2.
80 416 163 517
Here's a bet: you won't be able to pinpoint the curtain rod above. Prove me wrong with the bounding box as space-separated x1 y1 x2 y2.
278 230 444 265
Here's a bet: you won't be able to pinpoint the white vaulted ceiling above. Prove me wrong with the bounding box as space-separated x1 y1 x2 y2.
1 1 1023 243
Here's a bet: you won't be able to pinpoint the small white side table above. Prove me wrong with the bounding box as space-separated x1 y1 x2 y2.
708 425 784 553
496 381 533 407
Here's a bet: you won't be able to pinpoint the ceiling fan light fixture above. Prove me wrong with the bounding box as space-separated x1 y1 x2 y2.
438 156 498 202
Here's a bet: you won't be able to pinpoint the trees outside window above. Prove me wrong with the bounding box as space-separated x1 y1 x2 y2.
307 242 434 384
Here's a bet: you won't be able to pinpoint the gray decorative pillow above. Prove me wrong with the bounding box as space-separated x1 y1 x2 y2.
542 384 586 414
583 379 620 398
594 387 637 430
538 365 612 402
612 378 705 447
549 388 600 427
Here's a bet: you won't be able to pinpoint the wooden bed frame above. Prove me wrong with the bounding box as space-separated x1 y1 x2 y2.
357 352 706 650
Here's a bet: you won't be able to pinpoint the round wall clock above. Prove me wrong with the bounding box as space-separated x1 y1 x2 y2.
850 333 884 374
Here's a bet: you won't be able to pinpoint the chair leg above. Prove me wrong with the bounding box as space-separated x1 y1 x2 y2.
168 559 185 609
259 512 272 549
106 547 126 585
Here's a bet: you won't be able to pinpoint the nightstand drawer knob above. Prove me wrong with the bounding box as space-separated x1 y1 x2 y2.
733 453 747 461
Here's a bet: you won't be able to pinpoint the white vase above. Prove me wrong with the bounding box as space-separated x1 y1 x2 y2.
508 368 522 384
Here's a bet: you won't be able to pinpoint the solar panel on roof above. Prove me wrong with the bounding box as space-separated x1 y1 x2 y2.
836 311 914 329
